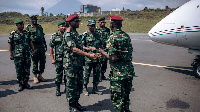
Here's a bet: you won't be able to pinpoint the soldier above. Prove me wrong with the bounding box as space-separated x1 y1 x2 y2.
25 15 47 83
82 20 103 96
100 15 135 112
96 17 110 81
8 19 35 92
49 21 67 96
63 14 96 112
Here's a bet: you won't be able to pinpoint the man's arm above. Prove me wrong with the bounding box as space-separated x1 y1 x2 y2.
29 41 35 55
71 46 96 59
8 43 14 60
49 47 56 64
100 48 117 61
83 46 96 51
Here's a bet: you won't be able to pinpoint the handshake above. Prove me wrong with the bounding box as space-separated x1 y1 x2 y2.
87 47 102 60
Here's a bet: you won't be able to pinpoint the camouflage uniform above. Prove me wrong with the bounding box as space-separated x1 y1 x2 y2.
107 29 135 112
8 30 32 86
49 31 66 85
63 27 84 103
96 26 110 79
25 24 46 75
82 30 102 93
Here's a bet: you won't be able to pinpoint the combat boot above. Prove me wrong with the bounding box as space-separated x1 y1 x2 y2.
38 73 47 82
75 99 86 111
33 74 39 83
92 84 102 95
18 83 24 92
83 84 89 96
69 102 77 112
23 83 33 89
56 84 61 96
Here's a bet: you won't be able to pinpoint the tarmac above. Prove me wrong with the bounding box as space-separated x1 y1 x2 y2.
0 33 200 112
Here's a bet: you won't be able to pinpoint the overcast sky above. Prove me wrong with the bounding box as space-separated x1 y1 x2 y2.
0 0 190 15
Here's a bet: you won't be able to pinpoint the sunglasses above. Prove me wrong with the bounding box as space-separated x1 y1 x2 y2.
73 19 81 22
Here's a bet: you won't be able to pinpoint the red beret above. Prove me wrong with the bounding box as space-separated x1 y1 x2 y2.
110 15 123 21
66 14 79 22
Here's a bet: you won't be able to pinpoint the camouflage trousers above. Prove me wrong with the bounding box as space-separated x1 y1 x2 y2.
83 62 101 85
14 57 31 84
55 60 66 84
32 45 46 74
65 67 83 103
110 78 133 112
100 58 108 74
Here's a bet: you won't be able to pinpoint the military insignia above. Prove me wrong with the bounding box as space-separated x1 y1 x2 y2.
31 25 34 28
87 37 91 39
66 28 70 33
107 42 111 48
66 33 70 36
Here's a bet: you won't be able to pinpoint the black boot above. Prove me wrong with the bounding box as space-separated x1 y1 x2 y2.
69 102 77 112
75 99 86 111
92 84 102 95
101 75 107 80
56 84 61 96
23 83 33 89
18 83 24 92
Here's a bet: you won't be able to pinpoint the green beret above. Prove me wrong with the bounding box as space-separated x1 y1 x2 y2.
14 19 23 24
88 20 96 25
57 21 65 26
30 15 38 20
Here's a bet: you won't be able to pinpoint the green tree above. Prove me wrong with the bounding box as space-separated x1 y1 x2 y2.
41 7 44 16
50 13 54 17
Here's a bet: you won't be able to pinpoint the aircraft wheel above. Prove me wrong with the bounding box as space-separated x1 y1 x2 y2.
194 66 200 79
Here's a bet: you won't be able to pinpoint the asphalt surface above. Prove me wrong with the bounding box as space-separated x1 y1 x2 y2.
0 33 200 112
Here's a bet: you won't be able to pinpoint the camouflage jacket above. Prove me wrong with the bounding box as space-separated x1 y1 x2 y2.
8 30 31 58
25 24 45 43
82 30 102 63
49 31 64 61
96 26 110 49
63 27 84 68
106 29 135 81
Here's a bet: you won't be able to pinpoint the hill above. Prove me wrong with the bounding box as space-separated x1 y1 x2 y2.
0 9 175 34
46 0 83 15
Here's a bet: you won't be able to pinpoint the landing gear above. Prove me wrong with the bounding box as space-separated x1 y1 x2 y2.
191 59 200 78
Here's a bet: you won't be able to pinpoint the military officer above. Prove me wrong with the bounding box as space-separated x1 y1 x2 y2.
8 19 35 92
82 20 103 96
100 15 135 112
96 17 110 81
25 15 47 83
49 21 67 96
63 14 96 112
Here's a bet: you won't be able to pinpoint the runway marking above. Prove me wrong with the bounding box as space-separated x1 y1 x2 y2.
132 62 193 72
0 50 8 51
131 39 152 41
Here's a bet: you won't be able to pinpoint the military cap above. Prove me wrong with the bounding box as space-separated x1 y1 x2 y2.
110 15 123 21
88 20 96 25
57 21 65 26
30 15 38 20
66 14 79 22
98 17 105 22
14 19 23 24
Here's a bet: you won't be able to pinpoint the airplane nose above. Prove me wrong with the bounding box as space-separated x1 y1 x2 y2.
148 22 178 45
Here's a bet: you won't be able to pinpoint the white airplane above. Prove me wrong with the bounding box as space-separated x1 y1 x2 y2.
148 0 200 78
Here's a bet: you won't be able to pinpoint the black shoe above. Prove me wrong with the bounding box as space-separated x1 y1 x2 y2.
101 75 107 80
18 86 24 92
76 102 86 111
69 107 77 112
69 102 78 112
56 89 61 96
23 84 33 89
